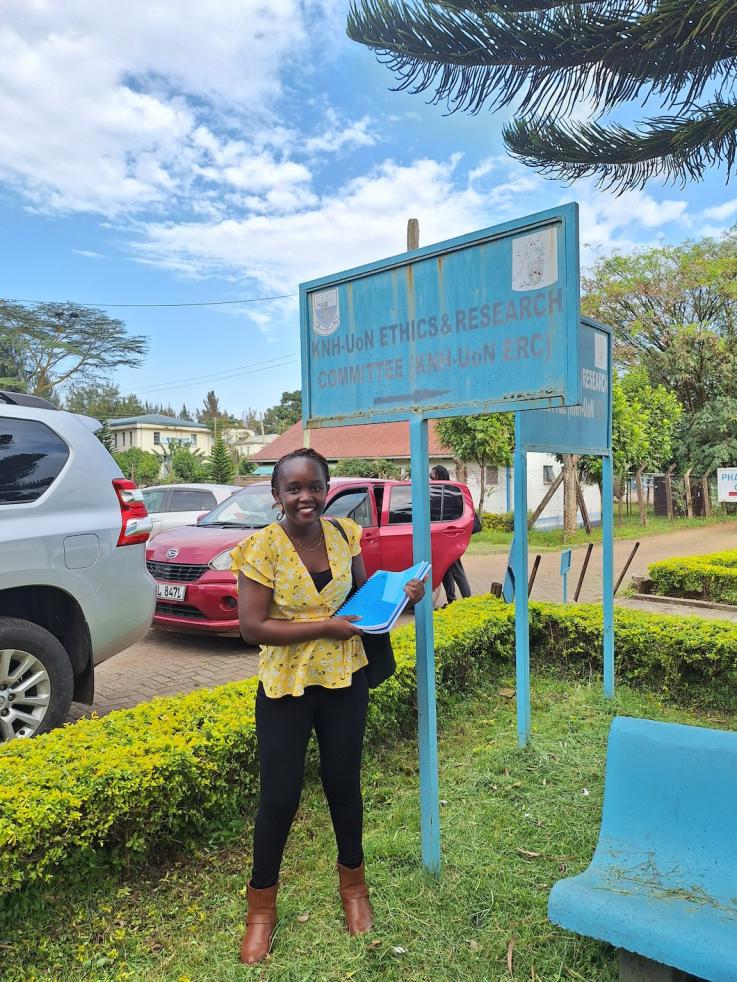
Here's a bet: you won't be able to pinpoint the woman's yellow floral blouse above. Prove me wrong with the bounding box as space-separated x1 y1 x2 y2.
230 517 367 698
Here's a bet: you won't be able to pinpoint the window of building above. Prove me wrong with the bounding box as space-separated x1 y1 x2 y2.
482 465 499 485
121 431 126 447
153 431 161 445
543 465 555 485
191 434 197 447
0 418 70 504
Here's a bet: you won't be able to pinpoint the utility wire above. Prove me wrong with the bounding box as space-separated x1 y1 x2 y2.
2 293 297 309
135 352 300 395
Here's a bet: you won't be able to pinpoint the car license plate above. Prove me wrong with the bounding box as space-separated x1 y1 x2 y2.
156 583 186 602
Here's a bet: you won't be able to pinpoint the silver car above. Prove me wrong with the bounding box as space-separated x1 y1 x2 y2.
0 391 155 741
141 482 240 538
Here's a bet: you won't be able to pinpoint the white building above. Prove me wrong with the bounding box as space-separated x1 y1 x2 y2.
108 414 213 455
221 427 279 458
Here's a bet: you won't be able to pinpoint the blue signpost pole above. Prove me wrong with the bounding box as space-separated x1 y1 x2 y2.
409 414 441 874
513 414 531 747
602 452 615 697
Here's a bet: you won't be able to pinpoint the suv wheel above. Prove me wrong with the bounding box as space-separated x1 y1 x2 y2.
0 618 74 742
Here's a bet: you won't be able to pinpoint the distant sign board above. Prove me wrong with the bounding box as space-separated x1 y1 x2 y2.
300 204 580 427
518 318 612 454
717 468 737 502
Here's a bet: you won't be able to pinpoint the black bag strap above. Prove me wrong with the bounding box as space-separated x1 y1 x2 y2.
328 517 349 545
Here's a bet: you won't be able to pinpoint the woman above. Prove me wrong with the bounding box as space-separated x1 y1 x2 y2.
232 448 424 965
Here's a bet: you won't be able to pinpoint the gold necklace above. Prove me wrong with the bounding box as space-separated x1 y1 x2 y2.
281 522 324 552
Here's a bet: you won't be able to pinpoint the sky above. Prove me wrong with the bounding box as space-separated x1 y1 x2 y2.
2 0 737 422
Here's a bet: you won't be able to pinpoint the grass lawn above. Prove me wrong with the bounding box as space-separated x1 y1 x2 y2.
5 673 734 982
468 510 737 555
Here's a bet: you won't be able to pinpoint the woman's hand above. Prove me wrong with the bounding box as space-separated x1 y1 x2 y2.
404 577 426 605
324 615 364 640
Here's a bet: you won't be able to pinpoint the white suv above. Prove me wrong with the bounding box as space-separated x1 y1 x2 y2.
0 391 155 741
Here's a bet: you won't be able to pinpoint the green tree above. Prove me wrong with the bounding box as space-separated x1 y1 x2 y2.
65 383 144 420
171 445 208 482
262 390 302 434
0 301 147 398
239 457 257 477
348 0 737 189
331 457 403 479
113 448 162 486
436 414 514 515
197 390 237 435
96 420 116 454
582 234 737 414
618 372 682 524
208 438 236 483
675 397 737 474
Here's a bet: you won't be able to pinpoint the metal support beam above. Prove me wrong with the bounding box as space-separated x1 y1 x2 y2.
513 414 530 747
409 415 441 874
602 454 615 698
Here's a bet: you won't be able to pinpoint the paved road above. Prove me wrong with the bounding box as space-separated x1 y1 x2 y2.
460 523 737 605
68 522 736 723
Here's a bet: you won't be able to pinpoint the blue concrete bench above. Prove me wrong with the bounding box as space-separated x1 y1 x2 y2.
548 716 737 981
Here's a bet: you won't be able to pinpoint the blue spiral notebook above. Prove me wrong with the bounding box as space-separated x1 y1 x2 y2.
335 561 431 634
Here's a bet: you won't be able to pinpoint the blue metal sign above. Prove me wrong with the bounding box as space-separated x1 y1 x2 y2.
560 548 572 576
518 318 612 454
512 315 615 747
300 205 580 428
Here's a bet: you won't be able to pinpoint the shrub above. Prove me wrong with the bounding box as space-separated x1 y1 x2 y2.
1 597 735 900
649 550 737 604
481 511 514 532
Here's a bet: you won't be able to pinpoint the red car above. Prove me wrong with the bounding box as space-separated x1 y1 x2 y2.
146 478 475 635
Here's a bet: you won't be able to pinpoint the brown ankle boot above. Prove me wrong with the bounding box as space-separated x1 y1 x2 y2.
239 881 278 965
337 862 373 935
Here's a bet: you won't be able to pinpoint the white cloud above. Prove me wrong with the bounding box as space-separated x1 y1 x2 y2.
703 198 737 221
0 1 346 215
303 113 377 155
133 156 690 308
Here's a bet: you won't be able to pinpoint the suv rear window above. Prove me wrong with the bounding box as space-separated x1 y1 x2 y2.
0 418 70 504
388 484 452 524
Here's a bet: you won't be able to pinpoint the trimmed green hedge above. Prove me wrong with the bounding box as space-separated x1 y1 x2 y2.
1 596 736 900
649 550 737 604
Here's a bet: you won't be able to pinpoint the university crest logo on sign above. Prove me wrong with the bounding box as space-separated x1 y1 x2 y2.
312 288 340 336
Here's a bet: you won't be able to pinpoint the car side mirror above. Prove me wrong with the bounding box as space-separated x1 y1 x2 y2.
196 513 208 524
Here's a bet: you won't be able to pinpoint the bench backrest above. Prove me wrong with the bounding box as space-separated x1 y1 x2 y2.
596 716 737 901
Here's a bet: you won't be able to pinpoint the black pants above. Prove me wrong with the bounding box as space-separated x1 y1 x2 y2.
251 669 369 889
442 558 471 603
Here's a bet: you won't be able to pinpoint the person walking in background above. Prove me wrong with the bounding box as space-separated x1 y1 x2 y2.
430 464 474 605
232 448 425 965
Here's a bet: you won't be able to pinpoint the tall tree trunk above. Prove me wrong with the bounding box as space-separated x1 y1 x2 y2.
635 466 647 526
665 463 676 520
563 454 577 537
478 462 487 516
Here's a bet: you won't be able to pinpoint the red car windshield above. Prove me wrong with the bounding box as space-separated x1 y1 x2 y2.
200 484 276 529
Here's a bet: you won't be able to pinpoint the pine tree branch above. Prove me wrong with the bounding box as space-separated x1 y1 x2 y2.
348 0 737 117
502 100 737 188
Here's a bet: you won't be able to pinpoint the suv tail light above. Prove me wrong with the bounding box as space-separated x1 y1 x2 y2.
113 478 152 546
